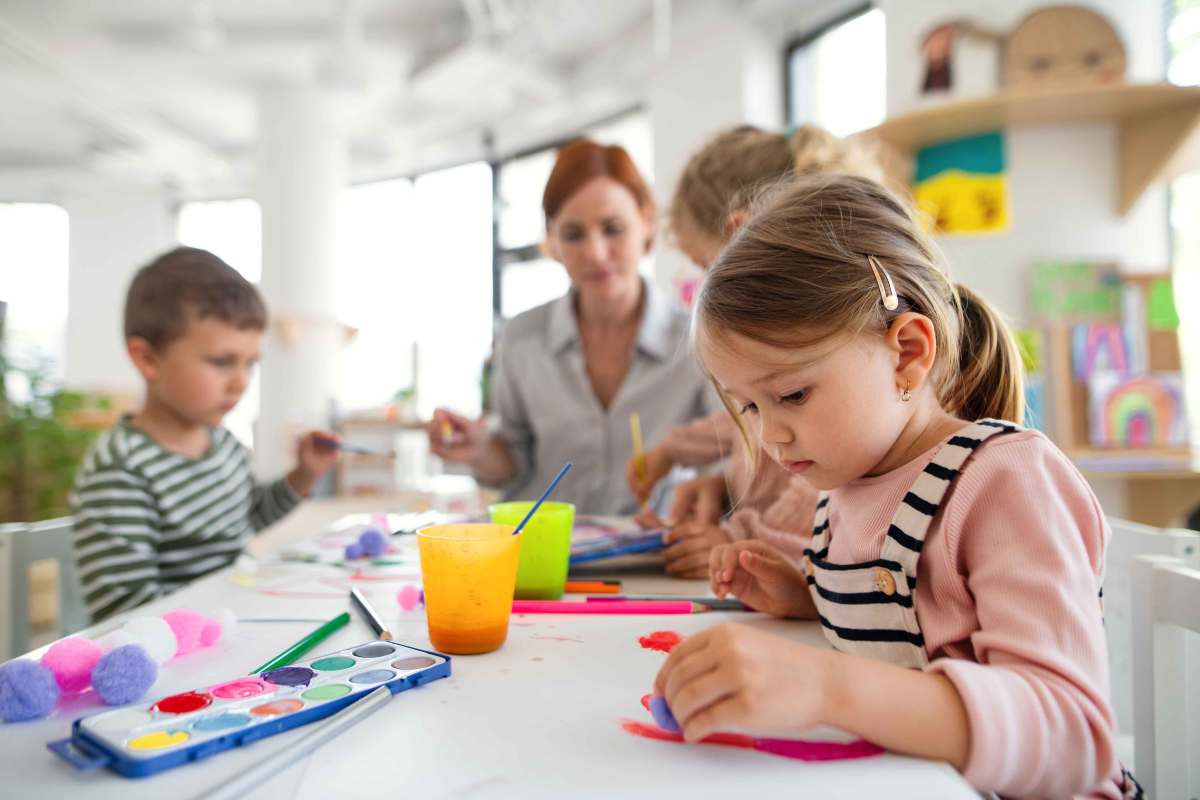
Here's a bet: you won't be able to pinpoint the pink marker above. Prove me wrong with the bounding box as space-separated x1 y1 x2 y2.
511 600 703 615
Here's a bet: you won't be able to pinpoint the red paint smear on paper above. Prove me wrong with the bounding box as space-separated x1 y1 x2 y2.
620 719 884 762
638 630 683 653
530 634 583 643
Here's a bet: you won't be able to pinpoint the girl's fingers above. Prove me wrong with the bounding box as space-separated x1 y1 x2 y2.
666 549 712 576
668 666 740 736
659 641 721 703
679 692 747 743
653 629 712 695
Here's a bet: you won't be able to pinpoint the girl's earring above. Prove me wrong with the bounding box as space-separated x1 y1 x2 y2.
900 383 912 402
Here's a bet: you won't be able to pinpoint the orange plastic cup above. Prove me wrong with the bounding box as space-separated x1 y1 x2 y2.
416 523 522 655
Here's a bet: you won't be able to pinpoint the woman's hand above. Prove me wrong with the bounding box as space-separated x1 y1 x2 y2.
625 444 674 505
427 408 487 465
666 474 727 526
709 540 814 618
664 522 730 578
653 623 837 742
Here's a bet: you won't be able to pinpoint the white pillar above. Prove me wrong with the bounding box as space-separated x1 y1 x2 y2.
254 86 347 479
649 0 782 290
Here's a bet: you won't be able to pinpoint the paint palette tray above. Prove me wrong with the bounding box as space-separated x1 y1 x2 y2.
48 640 449 778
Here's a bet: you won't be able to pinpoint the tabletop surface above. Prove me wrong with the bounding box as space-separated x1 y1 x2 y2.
0 499 977 800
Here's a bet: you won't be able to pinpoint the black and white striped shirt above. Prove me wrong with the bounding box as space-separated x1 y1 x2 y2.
71 417 300 621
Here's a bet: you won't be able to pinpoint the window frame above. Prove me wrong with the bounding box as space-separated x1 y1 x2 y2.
782 3 876 126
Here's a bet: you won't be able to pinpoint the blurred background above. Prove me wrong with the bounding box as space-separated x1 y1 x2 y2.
1 0 1199 646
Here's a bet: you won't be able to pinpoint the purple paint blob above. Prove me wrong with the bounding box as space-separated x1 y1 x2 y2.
260 666 316 687
649 696 680 732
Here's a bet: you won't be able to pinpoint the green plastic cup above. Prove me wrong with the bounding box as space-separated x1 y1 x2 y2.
488 501 574 599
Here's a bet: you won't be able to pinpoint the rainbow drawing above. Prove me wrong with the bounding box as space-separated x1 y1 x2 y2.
1088 372 1188 448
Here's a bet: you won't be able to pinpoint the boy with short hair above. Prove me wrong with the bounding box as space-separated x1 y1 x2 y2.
72 247 339 621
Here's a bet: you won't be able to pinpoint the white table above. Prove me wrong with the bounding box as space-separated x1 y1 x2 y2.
1 501 977 799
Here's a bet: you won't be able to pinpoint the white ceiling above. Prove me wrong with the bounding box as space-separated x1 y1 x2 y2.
0 0 662 192
0 0 832 196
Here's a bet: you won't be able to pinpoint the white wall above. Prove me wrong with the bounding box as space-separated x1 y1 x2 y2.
63 180 176 396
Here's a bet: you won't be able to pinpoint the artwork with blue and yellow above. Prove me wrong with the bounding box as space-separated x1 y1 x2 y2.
914 131 1007 234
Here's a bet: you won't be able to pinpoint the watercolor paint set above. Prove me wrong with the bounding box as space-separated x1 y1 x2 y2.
48 640 450 778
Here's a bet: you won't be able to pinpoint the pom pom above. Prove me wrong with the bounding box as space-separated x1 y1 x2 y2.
0 659 59 722
91 645 157 705
214 608 238 642
397 584 422 611
162 609 208 657
41 637 102 693
359 528 387 557
344 542 363 561
200 617 222 647
94 629 136 655
122 617 177 664
649 696 680 732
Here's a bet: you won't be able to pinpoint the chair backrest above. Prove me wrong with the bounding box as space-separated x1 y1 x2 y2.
0 517 90 660
1104 518 1199 735
1131 554 1200 799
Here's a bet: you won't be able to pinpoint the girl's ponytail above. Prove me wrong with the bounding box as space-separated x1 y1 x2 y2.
946 283 1025 423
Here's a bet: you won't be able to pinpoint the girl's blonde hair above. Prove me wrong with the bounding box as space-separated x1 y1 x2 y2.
696 173 1024 427
669 125 887 244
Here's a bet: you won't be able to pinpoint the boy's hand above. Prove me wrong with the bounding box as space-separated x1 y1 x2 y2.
625 444 673 505
664 522 730 578
427 408 487 464
710 540 813 618
666 474 727 526
653 623 837 742
289 430 341 496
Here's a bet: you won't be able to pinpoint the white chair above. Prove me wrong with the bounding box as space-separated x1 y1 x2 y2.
1131 554 1200 799
0 517 90 660
1105 518 1199 738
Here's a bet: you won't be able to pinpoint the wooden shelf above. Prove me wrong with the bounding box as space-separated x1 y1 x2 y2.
1069 447 1200 479
866 82 1200 215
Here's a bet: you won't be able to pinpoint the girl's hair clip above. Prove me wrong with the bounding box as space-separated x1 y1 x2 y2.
867 256 899 311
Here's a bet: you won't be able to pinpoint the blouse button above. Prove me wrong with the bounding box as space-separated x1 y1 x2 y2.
875 568 896 596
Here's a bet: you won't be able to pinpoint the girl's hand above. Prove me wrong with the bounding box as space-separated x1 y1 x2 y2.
665 474 727 526
654 623 837 742
664 522 730 578
427 408 486 464
625 444 674 504
709 540 814 618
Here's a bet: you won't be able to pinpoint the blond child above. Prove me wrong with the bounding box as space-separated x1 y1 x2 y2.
72 247 339 621
628 125 888 576
654 175 1135 798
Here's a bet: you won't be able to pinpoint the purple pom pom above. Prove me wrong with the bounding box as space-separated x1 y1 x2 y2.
344 542 364 560
649 695 680 732
91 645 158 706
0 659 59 722
359 528 387 557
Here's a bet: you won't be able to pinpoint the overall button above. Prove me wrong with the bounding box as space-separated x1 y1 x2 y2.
803 556 814 575
874 568 896 596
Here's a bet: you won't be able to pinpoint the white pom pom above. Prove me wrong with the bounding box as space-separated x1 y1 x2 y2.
121 617 177 664
94 629 136 655
214 608 238 641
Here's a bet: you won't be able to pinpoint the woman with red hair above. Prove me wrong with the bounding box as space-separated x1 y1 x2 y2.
428 140 715 514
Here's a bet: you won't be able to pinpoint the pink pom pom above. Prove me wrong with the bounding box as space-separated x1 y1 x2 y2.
397 584 422 611
162 609 207 657
41 637 102 693
200 617 222 647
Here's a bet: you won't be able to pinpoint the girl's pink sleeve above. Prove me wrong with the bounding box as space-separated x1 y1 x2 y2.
925 436 1120 797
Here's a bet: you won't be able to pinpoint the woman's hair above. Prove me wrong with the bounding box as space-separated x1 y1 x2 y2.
543 138 656 248
696 173 1024 431
669 124 887 245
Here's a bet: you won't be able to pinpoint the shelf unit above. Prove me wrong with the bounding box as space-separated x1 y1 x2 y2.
866 82 1200 215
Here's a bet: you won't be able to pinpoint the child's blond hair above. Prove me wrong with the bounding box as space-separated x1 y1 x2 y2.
669 125 887 245
695 174 1023 440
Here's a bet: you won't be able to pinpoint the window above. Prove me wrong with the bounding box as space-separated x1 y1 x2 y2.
493 109 653 319
176 198 263 445
1167 0 1200 441
0 203 70 378
786 7 886 136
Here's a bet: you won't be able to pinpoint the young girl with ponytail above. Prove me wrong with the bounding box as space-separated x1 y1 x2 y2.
653 174 1137 799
